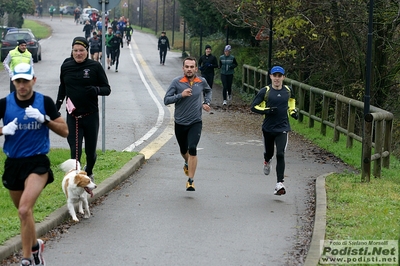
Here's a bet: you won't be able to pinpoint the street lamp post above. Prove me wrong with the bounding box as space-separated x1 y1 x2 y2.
267 2 273 84
155 0 158 35
162 0 165 31
172 0 175 46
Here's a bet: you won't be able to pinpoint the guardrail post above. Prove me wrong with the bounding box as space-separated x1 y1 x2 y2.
373 119 383 178
383 119 392 168
362 114 373 182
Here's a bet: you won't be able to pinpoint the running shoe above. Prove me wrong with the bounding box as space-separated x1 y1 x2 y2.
20 259 32 266
107 66 110 69
186 178 195 191
263 160 271 175
228 94 232 101
223 100 227 105
32 239 45 266
274 182 286 196
183 162 189 176
115 69 118 72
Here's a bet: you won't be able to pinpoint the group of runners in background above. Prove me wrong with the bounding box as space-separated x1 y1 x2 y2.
82 13 133 72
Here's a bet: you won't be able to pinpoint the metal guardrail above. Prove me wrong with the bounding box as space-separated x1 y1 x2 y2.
242 64 393 181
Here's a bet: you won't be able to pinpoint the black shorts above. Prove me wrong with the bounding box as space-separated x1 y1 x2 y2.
2 155 54 191
106 46 112 57
90 49 100 55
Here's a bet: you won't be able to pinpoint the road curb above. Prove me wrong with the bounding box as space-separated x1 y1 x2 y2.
0 154 146 261
304 173 332 266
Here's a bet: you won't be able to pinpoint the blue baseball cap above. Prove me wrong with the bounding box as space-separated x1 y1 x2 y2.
270 66 285 75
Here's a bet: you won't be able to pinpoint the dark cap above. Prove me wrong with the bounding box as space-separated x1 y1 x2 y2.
205 44 211 50
161 31 166 34
17 39 27 45
72 36 89 50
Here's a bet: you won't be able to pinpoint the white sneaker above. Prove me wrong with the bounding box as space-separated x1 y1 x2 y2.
263 160 271 175
32 239 45 266
223 100 227 105
274 182 286 195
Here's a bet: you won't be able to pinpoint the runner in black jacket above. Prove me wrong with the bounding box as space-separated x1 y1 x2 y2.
158 31 170 65
108 31 123 72
198 44 218 94
56 36 111 181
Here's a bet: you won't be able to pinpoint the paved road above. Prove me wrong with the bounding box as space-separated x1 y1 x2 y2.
0 17 349 266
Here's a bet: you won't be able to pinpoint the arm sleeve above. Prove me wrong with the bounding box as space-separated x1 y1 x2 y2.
56 66 66 111
3 54 12 77
0 98 6 120
44 96 61 120
203 81 212 105
250 88 268 115
231 57 238 69
212 57 218 68
164 80 182 105
96 65 111 96
288 87 296 112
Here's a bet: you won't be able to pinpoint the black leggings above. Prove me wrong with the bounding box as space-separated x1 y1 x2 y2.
221 74 233 100
159 49 167 64
67 112 99 176
175 121 202 156
202 73 214 89
111 49 120 69
263 131 288 183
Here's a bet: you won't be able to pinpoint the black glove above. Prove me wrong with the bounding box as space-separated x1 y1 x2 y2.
264 106 277 115
290 109 298 120
85 86 100 98
206 63 212 67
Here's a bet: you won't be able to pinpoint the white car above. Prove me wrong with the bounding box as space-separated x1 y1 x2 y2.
79 8 99 24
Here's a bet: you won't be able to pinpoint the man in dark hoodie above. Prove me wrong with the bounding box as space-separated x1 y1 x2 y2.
158 31 170 65
198 44 218 93
56 36 111 181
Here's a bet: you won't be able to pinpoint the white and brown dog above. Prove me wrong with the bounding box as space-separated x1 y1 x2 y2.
60 159 97 222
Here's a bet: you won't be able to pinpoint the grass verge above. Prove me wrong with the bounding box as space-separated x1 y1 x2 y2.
0 149 138 244
290 117 400 265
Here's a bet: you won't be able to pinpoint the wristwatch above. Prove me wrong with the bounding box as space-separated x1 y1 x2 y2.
43 115 51 125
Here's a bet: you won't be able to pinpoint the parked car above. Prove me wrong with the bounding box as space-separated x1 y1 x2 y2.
0 28 42 63
60 5 76 15
79 8 99 24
